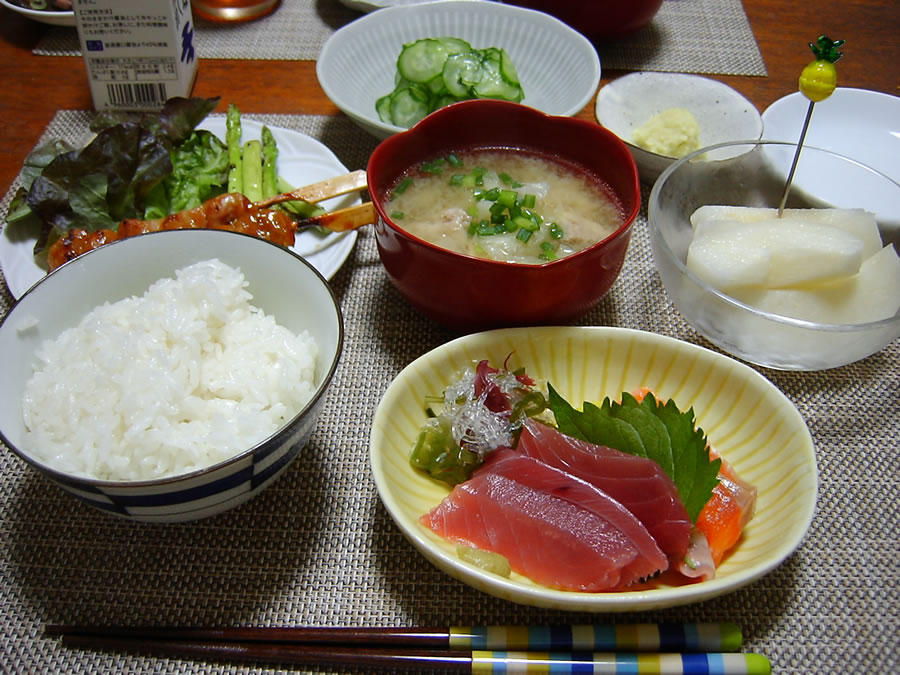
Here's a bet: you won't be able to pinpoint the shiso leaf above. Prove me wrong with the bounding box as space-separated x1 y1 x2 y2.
549 385 648 458
548 386 720 523
611 392 675 477
642 392 721 522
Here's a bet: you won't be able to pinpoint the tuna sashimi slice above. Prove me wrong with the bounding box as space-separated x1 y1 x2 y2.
482 449 668 580
421 451 667 591
517 419 693 562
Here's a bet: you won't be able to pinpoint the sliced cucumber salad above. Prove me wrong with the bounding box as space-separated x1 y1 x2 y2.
376 37 525 129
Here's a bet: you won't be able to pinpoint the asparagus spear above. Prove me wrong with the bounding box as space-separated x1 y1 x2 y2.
226 103 243 194
261 125 279 199
242 140 263 202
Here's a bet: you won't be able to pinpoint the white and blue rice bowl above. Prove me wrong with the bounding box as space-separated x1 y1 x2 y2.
0 229 343 523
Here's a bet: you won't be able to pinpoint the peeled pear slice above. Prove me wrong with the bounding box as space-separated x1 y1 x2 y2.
728 244 900 324
690 206 882 259
687 219 865 289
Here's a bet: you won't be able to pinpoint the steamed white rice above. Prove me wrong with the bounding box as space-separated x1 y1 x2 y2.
21 259 319 482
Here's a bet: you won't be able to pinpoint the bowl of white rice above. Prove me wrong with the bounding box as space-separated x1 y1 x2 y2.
0 229 343 522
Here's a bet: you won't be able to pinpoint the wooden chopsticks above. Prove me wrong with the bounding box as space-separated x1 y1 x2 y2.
45 623 771 674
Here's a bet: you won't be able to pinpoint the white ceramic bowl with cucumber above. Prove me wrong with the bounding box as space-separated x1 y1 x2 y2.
316 0 601 139
648 140 900 371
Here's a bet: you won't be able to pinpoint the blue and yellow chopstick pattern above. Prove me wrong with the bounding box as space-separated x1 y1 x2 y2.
450 623 743 653
469 651 770 674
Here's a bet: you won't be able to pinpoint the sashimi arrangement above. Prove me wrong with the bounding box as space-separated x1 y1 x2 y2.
411 358 757 593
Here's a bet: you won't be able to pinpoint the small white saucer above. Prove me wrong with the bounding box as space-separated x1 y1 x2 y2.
762 87 900 183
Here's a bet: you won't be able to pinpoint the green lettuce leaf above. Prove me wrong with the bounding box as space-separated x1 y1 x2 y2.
142 130 228 219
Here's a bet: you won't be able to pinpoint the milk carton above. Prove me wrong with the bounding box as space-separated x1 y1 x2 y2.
72 0 198 111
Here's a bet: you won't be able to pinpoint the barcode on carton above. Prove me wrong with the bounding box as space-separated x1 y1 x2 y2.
106 83 169 108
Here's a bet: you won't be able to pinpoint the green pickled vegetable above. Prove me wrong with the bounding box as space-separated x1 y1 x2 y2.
377 37 525 128
410 416 483 486
456 546 511 577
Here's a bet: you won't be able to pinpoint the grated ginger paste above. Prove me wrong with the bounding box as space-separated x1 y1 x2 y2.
633 107 702 158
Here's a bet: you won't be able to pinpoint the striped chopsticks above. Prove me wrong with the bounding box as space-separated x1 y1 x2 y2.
45 622 770 674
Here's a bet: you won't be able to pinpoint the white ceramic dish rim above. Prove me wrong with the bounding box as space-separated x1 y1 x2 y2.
761 87 900 182
317 0 601 138
338 0 473 12
595 72 763 161
369 325 818 611
0 0 74 26
649 139 900 333
0 230 344 489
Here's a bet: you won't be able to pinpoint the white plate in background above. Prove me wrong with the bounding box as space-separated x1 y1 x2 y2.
0 0 75 26
762 88 900 183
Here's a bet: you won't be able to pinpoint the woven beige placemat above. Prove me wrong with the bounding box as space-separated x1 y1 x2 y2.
1 111 896 674
32 0 767 77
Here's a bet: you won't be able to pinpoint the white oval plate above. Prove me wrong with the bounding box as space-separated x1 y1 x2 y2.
370 326 818 611
0 0 74 26
762 88 900 183
0 120 358 299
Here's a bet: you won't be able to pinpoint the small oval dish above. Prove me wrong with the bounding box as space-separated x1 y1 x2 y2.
595 72 763 184
317 0 601 140
370 326 817 611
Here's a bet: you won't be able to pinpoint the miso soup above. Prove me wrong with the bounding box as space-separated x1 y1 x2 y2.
383 149 624 264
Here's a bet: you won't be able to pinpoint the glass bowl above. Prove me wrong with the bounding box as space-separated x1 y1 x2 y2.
648 140 900 370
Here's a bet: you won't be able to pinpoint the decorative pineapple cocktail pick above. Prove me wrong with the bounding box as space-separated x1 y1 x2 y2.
777 36 845 216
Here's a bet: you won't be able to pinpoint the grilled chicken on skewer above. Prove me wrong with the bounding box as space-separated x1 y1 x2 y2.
47 171 371 271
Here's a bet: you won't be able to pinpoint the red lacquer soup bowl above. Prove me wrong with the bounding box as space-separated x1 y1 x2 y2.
367 99 641 332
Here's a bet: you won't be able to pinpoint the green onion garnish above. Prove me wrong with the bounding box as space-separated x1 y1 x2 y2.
498 189 518 208
499 172 524 188
393 177 413 195
421 158 447 174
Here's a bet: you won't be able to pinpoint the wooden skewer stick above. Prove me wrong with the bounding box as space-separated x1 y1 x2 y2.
255 169 368 209
296 202 378 233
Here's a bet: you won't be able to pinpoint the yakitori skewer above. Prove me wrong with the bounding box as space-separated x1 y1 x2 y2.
47 170 372 270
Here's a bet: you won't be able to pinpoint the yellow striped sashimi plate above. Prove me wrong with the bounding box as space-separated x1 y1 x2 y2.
369 326 817 611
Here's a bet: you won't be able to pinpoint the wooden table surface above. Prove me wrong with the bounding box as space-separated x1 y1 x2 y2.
0 0 897 200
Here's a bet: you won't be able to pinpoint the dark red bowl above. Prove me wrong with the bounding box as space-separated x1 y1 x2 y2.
367 99 640 332
502 0 663 40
